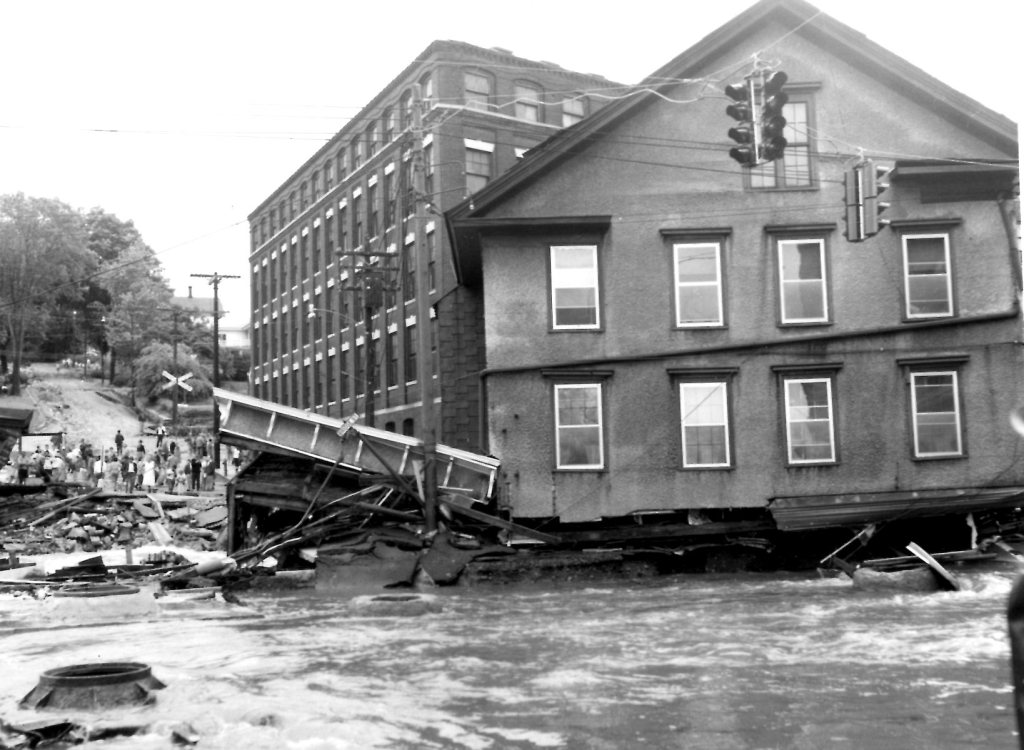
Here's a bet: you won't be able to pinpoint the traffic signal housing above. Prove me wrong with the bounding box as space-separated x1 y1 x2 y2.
759 71 788 162
725 79 758 167
862 161 891 237
843 163 865 243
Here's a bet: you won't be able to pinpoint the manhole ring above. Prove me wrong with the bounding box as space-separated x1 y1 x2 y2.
21 662 166 709
53 583 140 598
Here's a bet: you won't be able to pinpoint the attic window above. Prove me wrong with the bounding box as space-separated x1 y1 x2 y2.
748 94 816 190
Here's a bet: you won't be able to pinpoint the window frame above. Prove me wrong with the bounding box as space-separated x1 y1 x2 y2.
908 369 964 459
673 241 725 328
782 374 838 466
902 231 954 320
678 379 733 469
776 236 830 325
747 89 817 191
513 81 543 122
550 244 601 331
464 70 493 111
554 382 606 471
464 139 493 195
562 96 586 127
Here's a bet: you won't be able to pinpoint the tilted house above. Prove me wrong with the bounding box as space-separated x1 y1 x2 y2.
447 0 1021 547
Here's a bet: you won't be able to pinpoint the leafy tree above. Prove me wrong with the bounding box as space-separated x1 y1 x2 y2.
0 193 97 394
134 341 212 403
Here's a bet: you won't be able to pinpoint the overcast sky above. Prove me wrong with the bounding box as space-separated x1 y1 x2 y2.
1 0 1019 326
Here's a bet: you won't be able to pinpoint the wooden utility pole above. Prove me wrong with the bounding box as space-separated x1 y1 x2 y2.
190 272 239 467
412 83 438 534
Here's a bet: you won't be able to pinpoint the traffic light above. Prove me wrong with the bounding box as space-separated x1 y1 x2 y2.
759 71 788 162
862 160 891 238
725 79 758 167
842 163 865 243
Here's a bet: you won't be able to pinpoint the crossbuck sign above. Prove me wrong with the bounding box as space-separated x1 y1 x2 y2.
161 370 194 393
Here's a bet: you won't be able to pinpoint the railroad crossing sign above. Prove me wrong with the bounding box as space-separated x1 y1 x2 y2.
161 370 194 393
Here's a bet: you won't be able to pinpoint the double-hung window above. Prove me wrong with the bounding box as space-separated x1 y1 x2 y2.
464 71 492 110
514 83 542 122
783 376 836 464
909 370 963 458
555 383 604 469
550 245 600 329
679 380 732 468
562 97 585 127
750 98 814 189
778 238 828 324
902 232 953 319
464 138 493 195
674 242 724 327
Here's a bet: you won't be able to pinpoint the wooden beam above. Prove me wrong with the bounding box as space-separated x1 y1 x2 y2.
440 496 561 545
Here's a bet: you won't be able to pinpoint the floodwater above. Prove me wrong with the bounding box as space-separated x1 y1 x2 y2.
0 567 1020 749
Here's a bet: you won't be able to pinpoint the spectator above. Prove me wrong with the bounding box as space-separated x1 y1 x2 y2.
114 430 124 455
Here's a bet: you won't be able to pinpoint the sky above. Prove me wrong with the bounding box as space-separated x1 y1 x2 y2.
1 0 1020 327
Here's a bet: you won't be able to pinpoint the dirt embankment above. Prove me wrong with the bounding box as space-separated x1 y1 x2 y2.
20 363 150 454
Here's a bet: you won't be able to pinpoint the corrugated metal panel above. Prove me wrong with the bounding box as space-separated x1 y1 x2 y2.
212 388 499 503
769 486 1024 531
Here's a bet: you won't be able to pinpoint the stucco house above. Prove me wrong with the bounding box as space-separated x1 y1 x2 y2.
447 0 1021 552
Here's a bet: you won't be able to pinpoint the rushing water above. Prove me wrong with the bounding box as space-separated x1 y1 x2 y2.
1 567 1020 749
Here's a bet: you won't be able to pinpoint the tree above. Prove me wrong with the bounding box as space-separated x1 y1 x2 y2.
0 193 97 394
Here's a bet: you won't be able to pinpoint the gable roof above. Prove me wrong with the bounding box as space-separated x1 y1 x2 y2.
446 0 1018 284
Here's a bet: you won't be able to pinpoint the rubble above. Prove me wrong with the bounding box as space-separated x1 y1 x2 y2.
0 487 228 560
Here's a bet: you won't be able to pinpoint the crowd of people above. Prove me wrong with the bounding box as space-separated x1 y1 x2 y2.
1 425 232 495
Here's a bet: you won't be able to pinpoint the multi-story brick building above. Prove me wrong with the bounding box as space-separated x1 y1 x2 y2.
447 0 1021 549
247 42 614 451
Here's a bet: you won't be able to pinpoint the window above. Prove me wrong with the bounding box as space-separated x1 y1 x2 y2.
400 91 413 129
424 142 435 199
562 97 586 127
420 73 434 105
555 383 604 469
551 245 600 329
903 233 953 319
351 139 363 170
382 107 395 143
680 382 731 467
783 377 836 464
404 322 416 383
464 71 492 110
367 182 378 238
674 242 724 327
403 238 416 299
910 371 962 457
366 122 378 158
750 100 813 189
514 83 542 121
337 151 348 182
778 238 828 324
464 141 493 194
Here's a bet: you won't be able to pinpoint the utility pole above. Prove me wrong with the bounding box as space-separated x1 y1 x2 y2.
170 309 182 425
191 272 239 467
412 83 438 535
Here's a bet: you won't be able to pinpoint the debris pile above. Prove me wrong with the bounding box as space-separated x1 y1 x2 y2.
0 488 228 559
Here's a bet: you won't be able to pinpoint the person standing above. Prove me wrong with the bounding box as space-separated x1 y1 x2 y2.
141 455 157 492
124 457 138 493
189 456 202 491
114 430 124 456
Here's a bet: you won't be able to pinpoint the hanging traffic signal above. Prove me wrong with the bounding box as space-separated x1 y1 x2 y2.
725 79 758 167
842 163 865 243
759 71 788 162
862 160 891 238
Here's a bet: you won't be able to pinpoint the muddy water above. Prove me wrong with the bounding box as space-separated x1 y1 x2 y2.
0 569 1019 749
